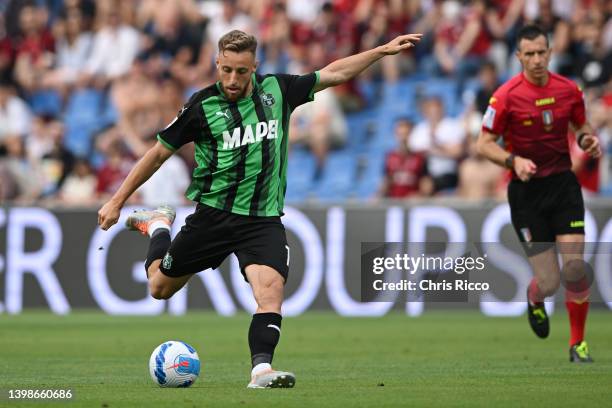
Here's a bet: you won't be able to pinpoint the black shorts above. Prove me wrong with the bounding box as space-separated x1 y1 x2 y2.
160 204 289 282
508 171 585 256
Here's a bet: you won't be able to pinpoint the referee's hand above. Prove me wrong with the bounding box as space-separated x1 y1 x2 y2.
514 156 537 182
580 135 602 158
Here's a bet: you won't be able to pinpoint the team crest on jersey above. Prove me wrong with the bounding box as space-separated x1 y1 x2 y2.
542 110 554 131
261 93 275 107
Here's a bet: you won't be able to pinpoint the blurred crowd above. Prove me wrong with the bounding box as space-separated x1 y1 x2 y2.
0 0 610 206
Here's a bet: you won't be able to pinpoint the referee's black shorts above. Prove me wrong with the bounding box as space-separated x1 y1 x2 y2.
159 204 289 282
508 170 585 256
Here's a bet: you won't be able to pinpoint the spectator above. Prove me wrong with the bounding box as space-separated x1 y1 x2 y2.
409 95 465 194
41 6 93 93
380 117 427 199
57 157 97 205
433 0 492 88
12 3 55 91
136 136 190 207
26 113 56 161
0 79 31 153
573 18 612 89
39 118 75 196
81 0 140 87
257 2 292 75
458 134 504 200
473 60 500 116
0 13 14 82
137 0 203 85
95 140 134 200
0 132 43 202
289 72 347 176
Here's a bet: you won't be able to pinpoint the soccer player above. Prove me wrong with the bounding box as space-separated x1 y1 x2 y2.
477 25 601 362
97 30 422 387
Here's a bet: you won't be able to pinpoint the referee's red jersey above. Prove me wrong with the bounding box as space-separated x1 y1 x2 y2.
481 71 586 178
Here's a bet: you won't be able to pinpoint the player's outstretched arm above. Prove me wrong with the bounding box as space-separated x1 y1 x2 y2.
477 129 536 182
314 33 422 92
98 141 174 230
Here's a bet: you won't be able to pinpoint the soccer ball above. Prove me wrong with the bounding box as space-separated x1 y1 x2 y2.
149 341 201 387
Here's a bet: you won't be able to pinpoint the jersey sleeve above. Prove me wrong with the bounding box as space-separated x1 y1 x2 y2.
157 93 203 151
481 89 509 135
274 72 320 111
570 84 586 128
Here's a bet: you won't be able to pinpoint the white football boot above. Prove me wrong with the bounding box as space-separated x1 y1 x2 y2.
247 367 296 389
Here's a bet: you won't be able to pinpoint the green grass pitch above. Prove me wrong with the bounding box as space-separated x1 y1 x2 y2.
1 310 611 407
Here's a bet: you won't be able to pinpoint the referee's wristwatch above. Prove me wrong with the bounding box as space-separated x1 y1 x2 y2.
504 154 516 170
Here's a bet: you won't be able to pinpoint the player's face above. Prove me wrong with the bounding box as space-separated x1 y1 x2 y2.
216 51 258 102
516 35 551 82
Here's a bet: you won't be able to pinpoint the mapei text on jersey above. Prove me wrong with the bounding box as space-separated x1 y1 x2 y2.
222 119 279 150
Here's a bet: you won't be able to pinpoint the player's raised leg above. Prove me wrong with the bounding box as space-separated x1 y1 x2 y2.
245 264 295 389
525 247 560 339
557 234 593 362
125 205 192 299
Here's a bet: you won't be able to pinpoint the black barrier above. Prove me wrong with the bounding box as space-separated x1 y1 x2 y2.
0 202 610 315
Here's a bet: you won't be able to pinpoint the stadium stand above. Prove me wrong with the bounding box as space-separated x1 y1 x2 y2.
0 0 610 205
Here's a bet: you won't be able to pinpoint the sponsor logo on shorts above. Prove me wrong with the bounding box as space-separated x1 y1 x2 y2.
570 220 585 228
162 253 173 270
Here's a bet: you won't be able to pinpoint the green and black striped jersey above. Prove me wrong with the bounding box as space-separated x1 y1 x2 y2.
157 72 319 216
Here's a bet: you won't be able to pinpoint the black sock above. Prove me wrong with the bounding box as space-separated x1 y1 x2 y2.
144 229 171 275
248 312 282 368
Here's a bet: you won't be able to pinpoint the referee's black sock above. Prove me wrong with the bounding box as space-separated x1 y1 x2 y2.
248 312 282 368
144 229 171 276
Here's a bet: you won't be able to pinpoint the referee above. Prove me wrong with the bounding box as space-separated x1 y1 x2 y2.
98 30 422 387
478 25 601 362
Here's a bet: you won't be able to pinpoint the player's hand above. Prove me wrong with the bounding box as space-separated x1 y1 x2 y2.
98 200 122 230
381 33 423 55
580 135 602 158
514 156 537 182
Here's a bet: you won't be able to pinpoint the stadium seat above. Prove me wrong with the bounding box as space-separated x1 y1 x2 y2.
285 148 317 202
63 89 106 158
311 151 357 201
354 151 386 199
28 90 63 117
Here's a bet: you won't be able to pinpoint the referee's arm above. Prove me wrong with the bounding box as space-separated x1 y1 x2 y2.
476 129 536 182
98 142 174 230
571 122 602 158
